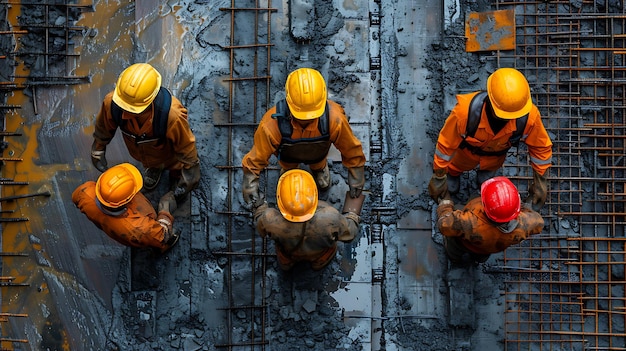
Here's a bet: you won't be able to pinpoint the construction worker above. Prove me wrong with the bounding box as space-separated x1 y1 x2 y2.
436 176 544 264
428 67 552 211
254 169 365 271
242 67 366 209
91 63 200 200
72 163 179 253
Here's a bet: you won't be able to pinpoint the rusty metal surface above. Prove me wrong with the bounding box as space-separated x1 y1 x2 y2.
465 9 516 52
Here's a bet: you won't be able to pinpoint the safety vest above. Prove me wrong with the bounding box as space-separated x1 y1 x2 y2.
272 99 331 164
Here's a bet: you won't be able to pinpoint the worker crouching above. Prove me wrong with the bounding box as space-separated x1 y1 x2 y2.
436 176 544 265
254 169 365 271
72 163 179 253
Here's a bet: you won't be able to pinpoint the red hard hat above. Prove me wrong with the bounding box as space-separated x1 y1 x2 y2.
480 176 521 223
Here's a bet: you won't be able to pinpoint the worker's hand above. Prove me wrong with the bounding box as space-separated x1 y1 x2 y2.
90 141 108 172
252 201 268 223
174 163 201 199
158 191 178 214
348 166 365 198
525 170 548 211
437 197 453 207
242 169 264 209
428 169 448 202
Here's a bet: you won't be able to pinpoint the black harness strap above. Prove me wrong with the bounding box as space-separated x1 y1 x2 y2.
111 87 172 145
272 99 331 164
273 99 329 139
459 91 528 156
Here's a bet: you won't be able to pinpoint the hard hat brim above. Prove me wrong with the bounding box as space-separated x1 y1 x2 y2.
287 103 326 120
489 94 532 120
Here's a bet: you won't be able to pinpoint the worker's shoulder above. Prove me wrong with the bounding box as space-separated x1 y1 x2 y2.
454 91 482 106
255 106 282 132
72 181 96 201
526 104 544 123
315 201 342 216
327 100 346 114
102 91 115 105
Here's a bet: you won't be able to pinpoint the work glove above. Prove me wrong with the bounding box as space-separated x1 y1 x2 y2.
347 166 365 198
525 169 548 211
90 140 108 172
158 191 178 214
428 169 449 202
242 168 264 209
174 163 201 199
252 201 268 224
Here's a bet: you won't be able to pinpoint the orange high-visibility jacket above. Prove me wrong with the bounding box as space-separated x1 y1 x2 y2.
242 100 366 175
437 197 545 255
93 92 199 171
72 181 174 251
434 92 553 175
254 200 358 263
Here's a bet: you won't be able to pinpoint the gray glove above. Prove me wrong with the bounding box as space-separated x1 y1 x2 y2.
174 163 201 198
242 169 264 208
90 140 108 172
348 166 365 198
158 191 178 214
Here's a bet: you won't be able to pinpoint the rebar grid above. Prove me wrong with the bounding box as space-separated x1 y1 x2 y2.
5 0 91 85
494 1 626 350
214 1 276 350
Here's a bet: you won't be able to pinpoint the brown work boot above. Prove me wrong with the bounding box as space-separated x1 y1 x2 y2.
143 167 164 190
312 164 330 190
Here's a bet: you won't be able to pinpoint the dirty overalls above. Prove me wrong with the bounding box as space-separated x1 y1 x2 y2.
436 197 545 264
254 201 359 271
93 92 200 174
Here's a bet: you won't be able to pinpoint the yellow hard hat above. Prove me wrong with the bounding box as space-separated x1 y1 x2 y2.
112 63 162 114
276 169 318 222
487 68 533 119
96 163 143 208
285 68 327 120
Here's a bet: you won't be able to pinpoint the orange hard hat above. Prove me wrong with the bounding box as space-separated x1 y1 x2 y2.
276 169 318 222
96 163 143 208
487 68 532 119
481 176 521 223
112 63 161 114
285 68 327 120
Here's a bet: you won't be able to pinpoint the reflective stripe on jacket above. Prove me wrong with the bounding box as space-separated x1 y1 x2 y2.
434 92 553 175
242 100 366 175
436 197 544 255
72 181 173 251
93 92 199 170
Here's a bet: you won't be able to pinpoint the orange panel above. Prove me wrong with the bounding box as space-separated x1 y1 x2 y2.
465 9 516 52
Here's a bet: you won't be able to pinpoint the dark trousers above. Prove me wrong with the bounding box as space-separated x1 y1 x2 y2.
443 236 490 264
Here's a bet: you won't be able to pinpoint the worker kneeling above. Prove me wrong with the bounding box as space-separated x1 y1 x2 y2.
72 163 179 253
436 176 544 265
254 169 364 271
